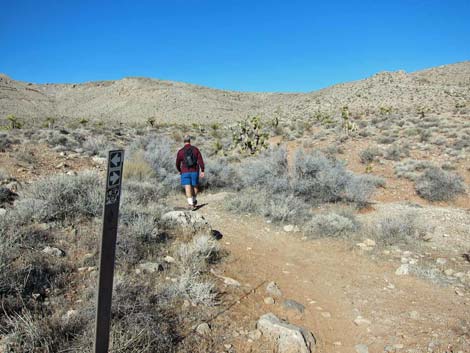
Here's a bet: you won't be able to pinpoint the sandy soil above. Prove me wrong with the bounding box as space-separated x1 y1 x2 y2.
186 193 470 353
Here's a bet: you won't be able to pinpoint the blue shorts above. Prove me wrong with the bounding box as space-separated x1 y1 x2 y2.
181 172 199 186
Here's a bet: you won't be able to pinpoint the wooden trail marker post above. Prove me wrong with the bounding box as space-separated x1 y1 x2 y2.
94 150 124 353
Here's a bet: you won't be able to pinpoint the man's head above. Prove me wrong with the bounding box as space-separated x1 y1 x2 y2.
183 135 191 144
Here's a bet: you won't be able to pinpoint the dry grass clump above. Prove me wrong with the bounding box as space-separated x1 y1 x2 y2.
123 151 156 181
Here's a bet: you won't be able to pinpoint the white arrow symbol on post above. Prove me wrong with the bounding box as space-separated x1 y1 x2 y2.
109 172 120 185
111 153 121 167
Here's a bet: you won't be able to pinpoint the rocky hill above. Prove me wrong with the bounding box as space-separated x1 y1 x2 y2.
1 61 469 125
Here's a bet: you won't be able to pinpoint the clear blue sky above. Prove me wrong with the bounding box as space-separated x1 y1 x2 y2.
1 0 469 92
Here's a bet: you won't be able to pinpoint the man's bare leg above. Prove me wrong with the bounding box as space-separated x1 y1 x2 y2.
192 186 199 207
184 185 194 208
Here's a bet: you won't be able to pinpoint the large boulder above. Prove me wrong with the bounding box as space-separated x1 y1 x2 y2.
161 211 211 233
257 313 316 353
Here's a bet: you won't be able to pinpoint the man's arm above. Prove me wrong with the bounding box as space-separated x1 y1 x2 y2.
196 148 205 178
197 148 205 173
176 150 182 173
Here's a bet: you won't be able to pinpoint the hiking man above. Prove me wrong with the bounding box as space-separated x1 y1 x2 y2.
176 135 205 209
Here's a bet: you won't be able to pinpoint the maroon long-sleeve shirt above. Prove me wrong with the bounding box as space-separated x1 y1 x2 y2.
176 144 205 173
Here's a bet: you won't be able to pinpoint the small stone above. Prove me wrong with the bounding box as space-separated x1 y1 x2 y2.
164 256 175 263
62 309 78 322
137 262 163 274
224 344 232 350
422 234 433 241
354 316 371 326
266 281 282 297
223 276 241 287
444 269 454 276
393 343 404 349
196 323 211 336
455 288 464 296
409 310 419 319
321 312 331 318
333 341 342 346
364 239 376 247
355 344 369 353
248 329 262 341
282 299 305 314
283 225 294 232
436 258 447 265
395 264 409 275
0 208 6 216
264 297 275 305
42 246 65 257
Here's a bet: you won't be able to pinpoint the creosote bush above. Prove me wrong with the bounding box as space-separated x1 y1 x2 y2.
415 167 466 201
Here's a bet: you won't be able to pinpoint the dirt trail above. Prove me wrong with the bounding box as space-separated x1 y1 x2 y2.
195 193 470 353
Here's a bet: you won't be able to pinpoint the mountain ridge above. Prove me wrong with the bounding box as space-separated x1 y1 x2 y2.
1 61 469 125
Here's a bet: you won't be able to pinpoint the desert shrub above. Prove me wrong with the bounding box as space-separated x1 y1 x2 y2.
122 180 165 206
394 159 433 180
199 157 239 190
225 190 264 214
384 144 409 161
2 308 91 353
240 147 289 192
0 167 10 180
0 186 17 205
375 213 426 245
16 147 37 165
109 282 178 353
176 235 221 273
81 136 109 156
377 136 396 144
26 172 103 222
225 191 310 224
261 194 310 223
135 135 180 192
292 149 378 205
169 271 217 306
171 235 220 306
124 152 156 181
304 212 358 238
359 146 382 164
0 133 12 151
415 167 466 201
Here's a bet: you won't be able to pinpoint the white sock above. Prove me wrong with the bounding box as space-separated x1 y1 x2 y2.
187 198 193 205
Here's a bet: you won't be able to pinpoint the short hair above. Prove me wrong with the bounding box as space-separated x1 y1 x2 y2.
183 135 191 143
